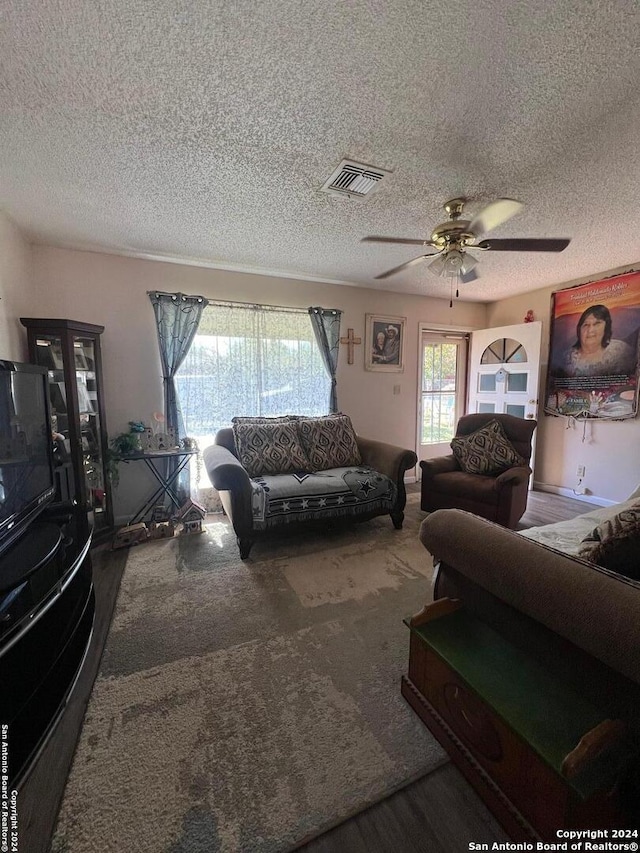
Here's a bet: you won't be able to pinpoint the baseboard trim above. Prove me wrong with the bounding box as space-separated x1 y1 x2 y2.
532 481 614 507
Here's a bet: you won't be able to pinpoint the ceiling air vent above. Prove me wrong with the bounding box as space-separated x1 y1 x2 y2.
320 159 391 200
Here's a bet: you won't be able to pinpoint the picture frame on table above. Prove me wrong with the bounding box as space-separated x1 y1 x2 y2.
364 314 406 372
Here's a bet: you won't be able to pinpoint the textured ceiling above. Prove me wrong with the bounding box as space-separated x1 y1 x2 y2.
2 0 640 302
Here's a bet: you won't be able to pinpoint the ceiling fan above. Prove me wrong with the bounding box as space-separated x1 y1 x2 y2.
362 197 570 302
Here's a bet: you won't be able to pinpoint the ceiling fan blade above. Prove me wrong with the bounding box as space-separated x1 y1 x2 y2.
460 268 479 283
469 199 523 236
362 236 435 246
477 238 570 252
374 253 440 279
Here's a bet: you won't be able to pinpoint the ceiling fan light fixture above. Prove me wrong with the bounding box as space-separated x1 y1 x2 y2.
428 249 477 278
460 252 478 275
363 195 570 283
427 255 447 277
443 250 465 276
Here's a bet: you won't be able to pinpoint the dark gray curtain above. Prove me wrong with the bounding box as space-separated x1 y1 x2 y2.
308 307 342 413
149 291 208 500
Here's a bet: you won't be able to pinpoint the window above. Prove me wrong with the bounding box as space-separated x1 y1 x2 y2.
506 404 526 418
506 372 528 393
478 373 497 392
421 343 459 444
481 338 527 364
175 302 330 453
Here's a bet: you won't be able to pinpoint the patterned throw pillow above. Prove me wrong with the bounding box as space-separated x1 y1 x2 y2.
298 414 362 472
450 419 526 475
231 416 293 424
232 421 311 477
577 503 640 579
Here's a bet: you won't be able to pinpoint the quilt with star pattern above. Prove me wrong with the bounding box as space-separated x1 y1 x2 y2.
250 466 397 530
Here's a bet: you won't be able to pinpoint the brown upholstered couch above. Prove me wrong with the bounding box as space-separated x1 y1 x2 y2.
413 503 640 828
204 428 417 558
420 505 640 685
419 506 640 808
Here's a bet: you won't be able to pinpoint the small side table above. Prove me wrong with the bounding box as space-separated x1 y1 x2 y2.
120 450 198 524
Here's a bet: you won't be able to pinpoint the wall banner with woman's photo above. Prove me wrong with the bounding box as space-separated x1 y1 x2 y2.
545 270 640 419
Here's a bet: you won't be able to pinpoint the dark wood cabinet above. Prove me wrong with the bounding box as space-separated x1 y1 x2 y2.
21 318 113 533
402 599 634 840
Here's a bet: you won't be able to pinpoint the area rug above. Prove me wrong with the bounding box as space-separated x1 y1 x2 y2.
52 492 446 853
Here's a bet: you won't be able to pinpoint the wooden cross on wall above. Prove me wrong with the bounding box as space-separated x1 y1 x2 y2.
340 328 362 364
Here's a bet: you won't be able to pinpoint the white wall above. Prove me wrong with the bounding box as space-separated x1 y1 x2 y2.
486 264 640 503
31 245 488 443
0 212 34 361
14 236 640 507
30 245 488 518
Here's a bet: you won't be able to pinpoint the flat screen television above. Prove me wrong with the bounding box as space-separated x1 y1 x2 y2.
0 360 55 559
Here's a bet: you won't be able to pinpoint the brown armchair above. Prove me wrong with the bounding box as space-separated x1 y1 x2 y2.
419 413 537 529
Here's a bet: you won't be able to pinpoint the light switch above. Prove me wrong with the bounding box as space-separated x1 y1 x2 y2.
393 385 401 395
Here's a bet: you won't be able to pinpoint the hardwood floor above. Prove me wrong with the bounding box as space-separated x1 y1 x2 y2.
17 490 591 853
295 764 510 852
518 489 590 529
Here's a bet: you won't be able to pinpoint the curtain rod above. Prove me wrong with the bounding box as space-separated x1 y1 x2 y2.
209 299 339 314
148 292 342 316
147 290 207 302
208 299 308 314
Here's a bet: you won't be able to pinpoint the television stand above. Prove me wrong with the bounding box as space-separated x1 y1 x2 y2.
0 512 94 788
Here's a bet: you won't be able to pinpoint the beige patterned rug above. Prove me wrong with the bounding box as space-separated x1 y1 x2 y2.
52 493 446 853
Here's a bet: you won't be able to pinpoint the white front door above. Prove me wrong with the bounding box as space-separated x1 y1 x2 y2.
418 331 469 464
467 321 542 470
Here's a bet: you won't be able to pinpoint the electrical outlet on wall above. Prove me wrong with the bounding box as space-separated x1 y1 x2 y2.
576 464 586 479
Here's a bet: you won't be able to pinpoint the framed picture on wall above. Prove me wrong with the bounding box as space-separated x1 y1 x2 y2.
365 314 406 373
545 270 640 419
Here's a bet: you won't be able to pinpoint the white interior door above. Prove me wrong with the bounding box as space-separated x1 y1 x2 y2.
468 321 542 470
418 331 468 464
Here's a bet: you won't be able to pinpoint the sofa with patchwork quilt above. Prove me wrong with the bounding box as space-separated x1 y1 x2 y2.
420 487 640 675
415 490 640 828
203 414 418 558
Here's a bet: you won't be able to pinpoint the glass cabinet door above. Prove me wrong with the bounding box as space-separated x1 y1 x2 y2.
73 335 108 525
31 332 110 531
